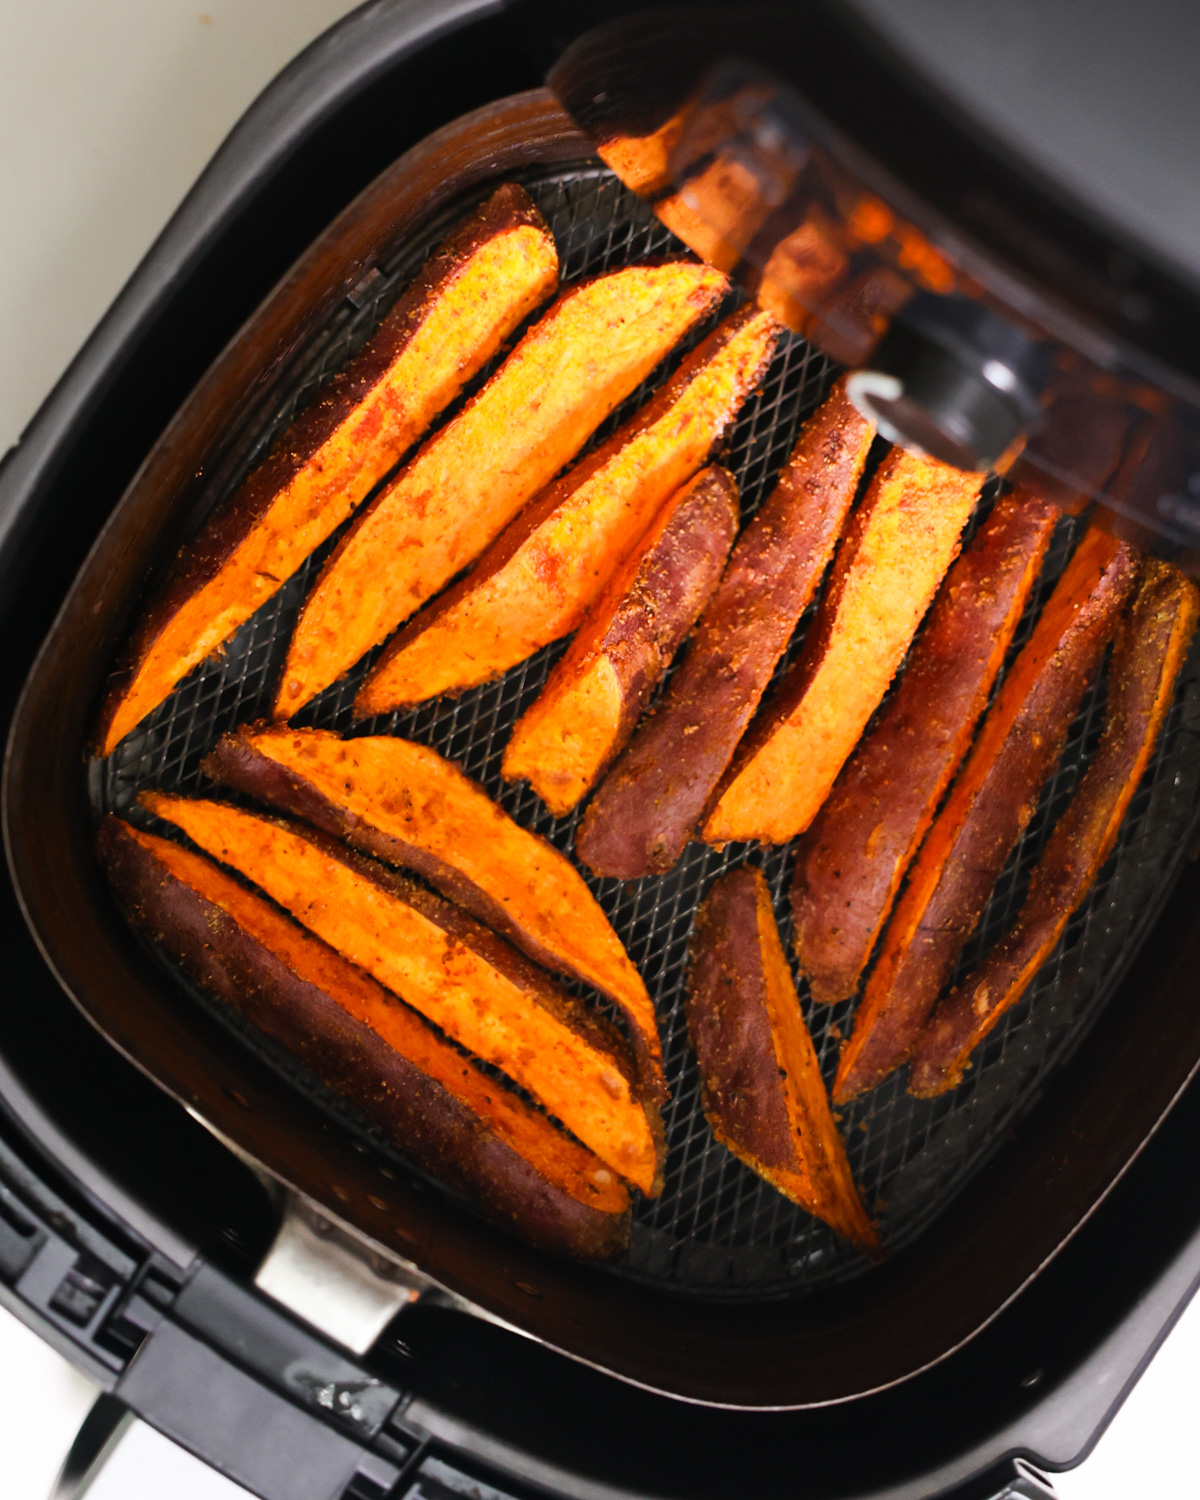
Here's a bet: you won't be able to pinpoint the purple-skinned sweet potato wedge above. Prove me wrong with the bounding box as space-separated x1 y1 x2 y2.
97 816 630 1258
141 793 664 1196
96 184 558 755
688 865 880 1256
503 465 738 815
201 727 665 1099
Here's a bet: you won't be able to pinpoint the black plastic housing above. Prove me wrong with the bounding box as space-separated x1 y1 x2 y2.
2 1 1200 1495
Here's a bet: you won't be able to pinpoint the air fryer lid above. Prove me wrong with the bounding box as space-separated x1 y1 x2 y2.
10 87 1200 1408
549 4 1200 556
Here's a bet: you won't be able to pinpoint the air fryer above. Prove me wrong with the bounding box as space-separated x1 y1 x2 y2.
3 4 1200 1499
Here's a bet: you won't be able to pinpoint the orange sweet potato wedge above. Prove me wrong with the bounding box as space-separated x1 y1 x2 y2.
575 381 874 879
200 727 665 1098
834 527 1138 1103
276 261 729 718
96 185 558 755
355 307 778 714
143 793 663 1195
687 866 880 1256
791 491 1059 1005
703 449 986 846
596 113 689 196
502 466 738 815
98 818 631 1258
909 559 1198 1098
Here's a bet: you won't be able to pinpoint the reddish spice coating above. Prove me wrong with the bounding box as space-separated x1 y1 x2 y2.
575 381 874 879
791 491 1058 1005
141 792 664 1195
276 261 729 718
357 307 776 713
96 184 558 755
834 528 1138 1104
909 559 1199 1097
201 726 664 1099
703 450 984 846
687 865 880 1255
97 817 631 1259
503 466 738 815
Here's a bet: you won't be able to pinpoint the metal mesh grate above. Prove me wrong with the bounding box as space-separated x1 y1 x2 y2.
94 165 1200 1299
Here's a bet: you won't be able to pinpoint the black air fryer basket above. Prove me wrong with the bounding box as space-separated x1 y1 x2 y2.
5 4 1200 1498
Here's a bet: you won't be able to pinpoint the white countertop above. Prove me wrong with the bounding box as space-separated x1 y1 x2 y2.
0 3 1197 1495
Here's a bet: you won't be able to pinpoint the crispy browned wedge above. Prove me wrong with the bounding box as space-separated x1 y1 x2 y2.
201 726 665 1098
596 116 688 196
687 866 880 1256
909 560 1199 1097
96 185 558 756
142 794 663 1195
654 159 773 275
703 450 985 846
355 307 778 714
755 209 849 335
792 492 1059 1005
834 528 1138 1103
97 818 631 1258
575 381 874 879
276 261 728 717
503 467 738 815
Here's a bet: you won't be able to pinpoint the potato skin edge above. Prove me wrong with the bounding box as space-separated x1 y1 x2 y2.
791 491 1058 1005
505 465 739 815
96 816 630 1261
202 728 667 1106
910 559 1200 1097
834 530 1139 1103
95 184 553 755
576 382 873 879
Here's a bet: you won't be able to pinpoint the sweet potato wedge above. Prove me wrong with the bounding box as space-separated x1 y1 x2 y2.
355 307 777 714
276 261 728 718
502 466 738 815
597 120 686 196
97 818 631 1258
653 160 772 276
96 185 558 755
575 381 874 879
201 726 664 1097
703 449 986 846
909 560 1199 1097
142 794 663 1195
834 527 1138 1103
687 866 880 1255
791 491 1059 1005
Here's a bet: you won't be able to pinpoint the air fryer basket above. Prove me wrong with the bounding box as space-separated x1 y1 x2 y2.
10 90 1200 1407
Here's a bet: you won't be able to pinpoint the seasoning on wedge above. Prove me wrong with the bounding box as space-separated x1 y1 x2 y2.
503 466 738 815
575 381 874 879
276 261 728 718
142 794 663 1194
703 449 985 847
687 866 880 1256
909 560 1198 1098
792 491 1059 1006
355 307 777 715
96 184 559 756
97 818 631 1259
200 727 665 1097
834 528 1138 1103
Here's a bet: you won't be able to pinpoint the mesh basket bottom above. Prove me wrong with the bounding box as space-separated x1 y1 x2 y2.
94 164 1200 1300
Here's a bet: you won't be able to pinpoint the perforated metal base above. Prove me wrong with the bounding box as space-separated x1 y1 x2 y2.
94 165 1200 1298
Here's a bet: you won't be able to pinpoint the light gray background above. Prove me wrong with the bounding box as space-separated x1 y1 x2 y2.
0 2 1195 1494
